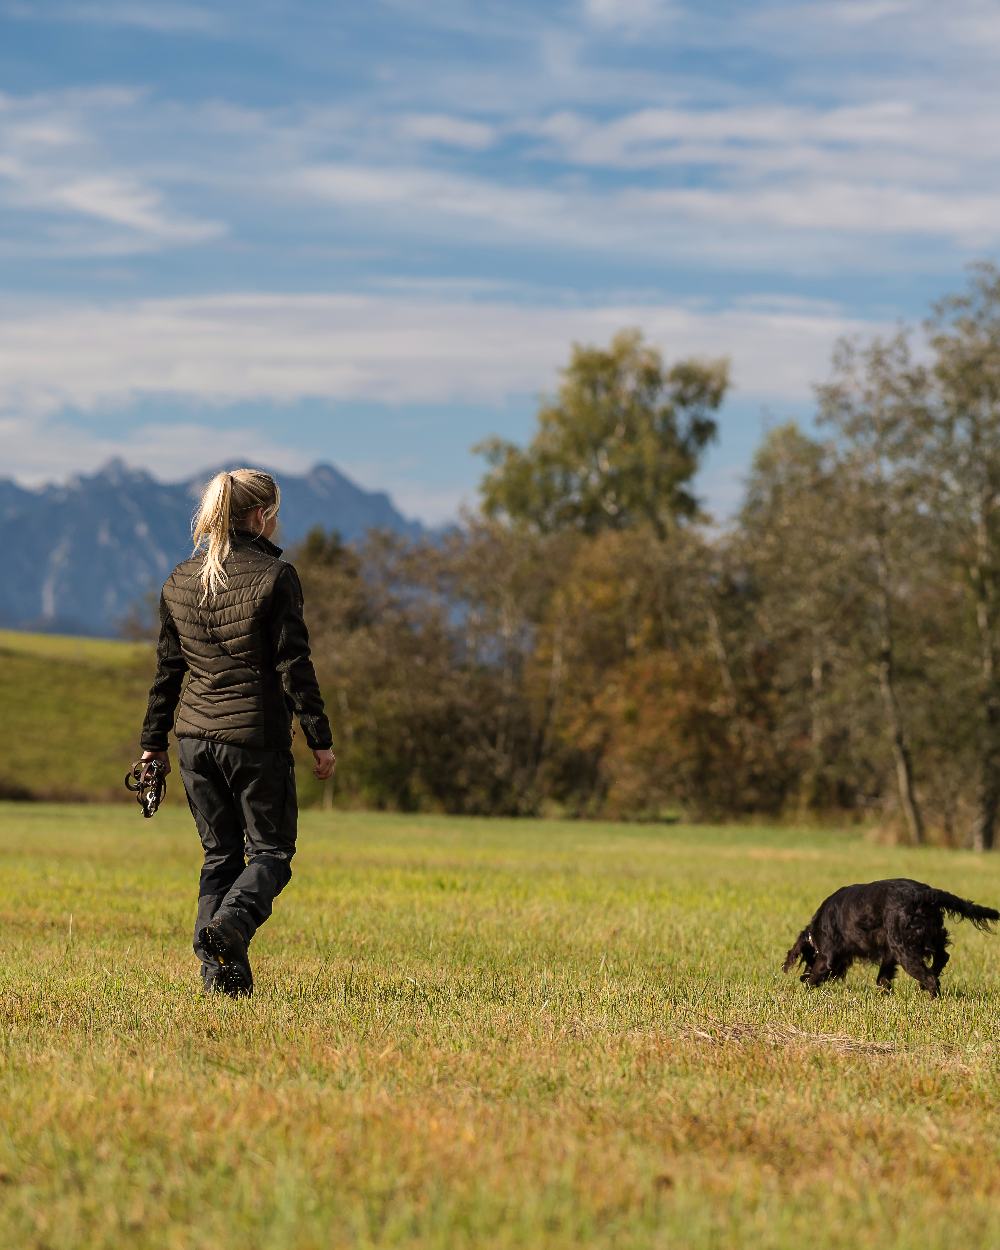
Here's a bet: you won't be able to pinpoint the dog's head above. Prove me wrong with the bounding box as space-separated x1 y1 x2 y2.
782 928 817 973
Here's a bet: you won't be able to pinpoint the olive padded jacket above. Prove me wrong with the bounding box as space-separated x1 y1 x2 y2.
139 530 333 753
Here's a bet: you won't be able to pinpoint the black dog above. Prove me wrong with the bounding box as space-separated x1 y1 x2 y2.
783 878 998 997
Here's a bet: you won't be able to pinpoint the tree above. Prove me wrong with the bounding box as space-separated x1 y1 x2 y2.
294 527 562 815
528 524 788 818
922 264 1000 849
738 424 860 813
476 329 728 537
817 334 929 844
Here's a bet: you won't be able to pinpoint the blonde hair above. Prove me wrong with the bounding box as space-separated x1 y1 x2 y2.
191 468 280 599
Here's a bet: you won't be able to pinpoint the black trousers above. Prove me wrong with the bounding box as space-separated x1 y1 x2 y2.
177 737 298 982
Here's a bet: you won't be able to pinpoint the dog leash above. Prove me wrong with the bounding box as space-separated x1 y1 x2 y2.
125 758 168 818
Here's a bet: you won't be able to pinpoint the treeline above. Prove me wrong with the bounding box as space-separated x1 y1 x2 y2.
295 265 1000 847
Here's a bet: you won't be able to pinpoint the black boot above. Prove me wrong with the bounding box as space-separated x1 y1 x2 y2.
201 965 252 998
199 914 254 997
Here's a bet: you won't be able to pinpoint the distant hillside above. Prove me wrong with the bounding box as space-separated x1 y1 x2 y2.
0 629 327 805
0 459 424 636
0 629 157 801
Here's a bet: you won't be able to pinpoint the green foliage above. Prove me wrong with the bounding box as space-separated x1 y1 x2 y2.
476 329 728 536
4 803 1000 1249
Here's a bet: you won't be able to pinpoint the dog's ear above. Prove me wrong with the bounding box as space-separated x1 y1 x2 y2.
782 929 811 972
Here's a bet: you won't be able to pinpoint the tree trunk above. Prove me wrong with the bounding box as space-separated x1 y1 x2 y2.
975 512 995 855
873 539 925 845
798 635 829 813
972 499 999 850
531 607 565 789
876 642 924 845
971 675 999 852
704 598 753 771
705 601 738 707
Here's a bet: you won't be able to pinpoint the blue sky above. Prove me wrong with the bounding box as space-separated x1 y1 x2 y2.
1 0 996 522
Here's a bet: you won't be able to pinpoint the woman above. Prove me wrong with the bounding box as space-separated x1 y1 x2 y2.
138 468 336 997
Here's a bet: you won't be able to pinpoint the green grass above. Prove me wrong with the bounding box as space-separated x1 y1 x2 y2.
0 630 326 803
0 629 152 665
3 805 1000 1248
0 630 155 800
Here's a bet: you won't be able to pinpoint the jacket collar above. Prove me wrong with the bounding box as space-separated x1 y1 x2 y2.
231 528 283 558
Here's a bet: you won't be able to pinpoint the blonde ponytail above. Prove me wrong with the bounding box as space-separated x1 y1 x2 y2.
191 468 280 600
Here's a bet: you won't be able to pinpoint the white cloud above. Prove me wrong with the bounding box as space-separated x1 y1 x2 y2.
0 88 225 252
826 1 912 23
630 183 1000 242
49 175 222 242
296 162 577 242
525 97 1000 193
751 0 1000 60
293 154 1000 259
0 289 876 420
581 0 677 33
397 113 497 151
531 101 926 163
0 415 312 485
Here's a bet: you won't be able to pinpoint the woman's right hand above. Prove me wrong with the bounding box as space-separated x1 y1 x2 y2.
312 749 336 781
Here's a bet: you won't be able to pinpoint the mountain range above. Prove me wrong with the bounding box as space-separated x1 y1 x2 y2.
0 459 424 636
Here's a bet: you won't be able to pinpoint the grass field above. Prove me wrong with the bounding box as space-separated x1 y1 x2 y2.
3 803 1000 1249
0 630 326 803
0 630 153 800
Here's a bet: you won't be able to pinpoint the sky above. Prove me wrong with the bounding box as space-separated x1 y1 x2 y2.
1 0 997 524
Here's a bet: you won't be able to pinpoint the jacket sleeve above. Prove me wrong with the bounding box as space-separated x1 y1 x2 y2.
269 563 334 751
139 592 188 751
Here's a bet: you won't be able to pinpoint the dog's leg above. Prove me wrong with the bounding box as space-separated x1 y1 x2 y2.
930 935 950 978
897 949 940 998
875 959 897 991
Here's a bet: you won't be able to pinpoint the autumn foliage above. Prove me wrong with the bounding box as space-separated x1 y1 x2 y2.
295 272 1000 847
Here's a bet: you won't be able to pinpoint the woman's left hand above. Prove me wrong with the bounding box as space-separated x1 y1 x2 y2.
312 749 336 781
140 749 171 775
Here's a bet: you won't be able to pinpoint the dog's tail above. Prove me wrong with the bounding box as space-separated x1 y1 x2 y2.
929 889 1000 932
782 927 815 972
